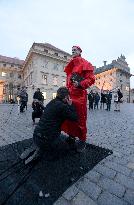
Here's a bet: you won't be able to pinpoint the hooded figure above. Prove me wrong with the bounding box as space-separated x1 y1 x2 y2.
61 46 95 150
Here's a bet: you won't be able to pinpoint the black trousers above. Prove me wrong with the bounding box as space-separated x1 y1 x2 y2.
33 131 71 155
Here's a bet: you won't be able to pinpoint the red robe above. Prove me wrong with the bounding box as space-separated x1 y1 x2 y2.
61 56 95 141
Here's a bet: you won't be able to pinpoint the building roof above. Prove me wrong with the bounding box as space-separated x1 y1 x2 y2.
95 55 130 75
0 55 24 66
33 42 71 56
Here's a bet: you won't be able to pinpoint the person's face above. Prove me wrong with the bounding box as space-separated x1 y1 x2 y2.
72 47 81 57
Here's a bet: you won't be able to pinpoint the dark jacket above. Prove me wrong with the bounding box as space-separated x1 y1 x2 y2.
118 90 123 102
32 101 45 114
106 92 112 104
88 93 94 102
34 97 78 139
19 90 28 102
33 91 44 101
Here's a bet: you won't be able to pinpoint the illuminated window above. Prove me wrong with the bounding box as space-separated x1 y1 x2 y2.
42 73 47 84
126 86 129 91
2 72 6 77
52 93 57 99
53 76 58 86
42 92 47 100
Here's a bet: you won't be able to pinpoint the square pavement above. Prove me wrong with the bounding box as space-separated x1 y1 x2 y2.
0 103 134 205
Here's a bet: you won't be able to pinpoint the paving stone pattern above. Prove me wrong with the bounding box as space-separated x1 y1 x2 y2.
0 103 134 205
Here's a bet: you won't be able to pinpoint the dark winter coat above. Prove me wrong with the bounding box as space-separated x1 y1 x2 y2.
34 97 78 140
33 91 44 101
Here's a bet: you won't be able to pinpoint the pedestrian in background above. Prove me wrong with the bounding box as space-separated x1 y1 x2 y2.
100 90 106 109
94 92 100 109
88 90 94 110
106 90 112 111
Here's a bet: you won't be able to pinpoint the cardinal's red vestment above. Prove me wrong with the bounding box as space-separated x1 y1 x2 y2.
61 56 95 141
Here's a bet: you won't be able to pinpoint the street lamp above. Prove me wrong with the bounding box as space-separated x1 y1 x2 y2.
129 74 134 103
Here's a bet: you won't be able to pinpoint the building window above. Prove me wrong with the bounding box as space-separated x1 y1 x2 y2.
10 72 14 78
42 74 47 84
3 64 6 67
44 49 48 53
53 76 58 86
52 93 57 99
2 72 6 77
42 92 47 100
44 61 48 68
53 63 59 70
63 79 66 86
120 73 122 76
120 80 122 82
18 74 21 79
11 64 14 67
64 55 67 59
54 52 58 56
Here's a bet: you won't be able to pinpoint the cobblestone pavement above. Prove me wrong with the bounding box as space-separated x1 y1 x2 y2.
0 103 134 205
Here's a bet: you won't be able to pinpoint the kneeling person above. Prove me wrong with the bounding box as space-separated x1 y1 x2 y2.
20 87 78 164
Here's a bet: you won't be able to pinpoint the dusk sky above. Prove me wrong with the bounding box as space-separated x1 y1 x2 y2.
0 0 134 87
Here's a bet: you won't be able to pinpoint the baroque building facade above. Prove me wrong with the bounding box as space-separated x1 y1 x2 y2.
93 55 131 102
0 44 133 104
0 55 24 102
22 43 71 103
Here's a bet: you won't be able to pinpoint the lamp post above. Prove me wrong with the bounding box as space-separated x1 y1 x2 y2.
130 74 134 103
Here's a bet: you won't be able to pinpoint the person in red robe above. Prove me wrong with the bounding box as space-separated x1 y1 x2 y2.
61 45 95 152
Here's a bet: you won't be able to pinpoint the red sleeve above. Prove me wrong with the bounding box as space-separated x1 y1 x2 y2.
80 70 95 89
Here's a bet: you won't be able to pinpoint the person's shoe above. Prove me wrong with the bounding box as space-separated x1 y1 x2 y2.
25 149 41 165
76 140 86 153
20 147 36 160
